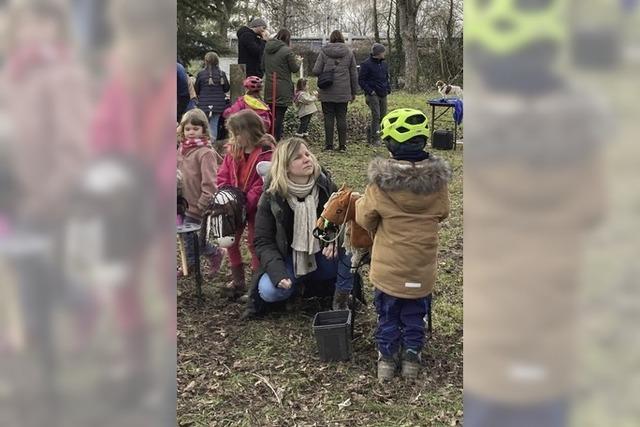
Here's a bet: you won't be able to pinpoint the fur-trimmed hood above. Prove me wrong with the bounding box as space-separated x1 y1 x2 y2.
367 155 451 195
356 155 450 299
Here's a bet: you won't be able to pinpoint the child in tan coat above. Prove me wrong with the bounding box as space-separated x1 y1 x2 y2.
356 108 451 382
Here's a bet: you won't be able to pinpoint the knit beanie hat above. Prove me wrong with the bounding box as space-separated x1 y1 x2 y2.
372 43 386 56
249 18 267 28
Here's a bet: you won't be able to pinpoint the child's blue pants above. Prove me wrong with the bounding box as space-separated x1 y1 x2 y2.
374 289 432 357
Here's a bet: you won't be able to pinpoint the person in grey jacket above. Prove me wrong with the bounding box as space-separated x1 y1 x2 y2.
312 30 358 151
263 28 301 141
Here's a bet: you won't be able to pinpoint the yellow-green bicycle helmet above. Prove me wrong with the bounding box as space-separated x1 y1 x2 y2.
380 108 430 143
465 0 567 55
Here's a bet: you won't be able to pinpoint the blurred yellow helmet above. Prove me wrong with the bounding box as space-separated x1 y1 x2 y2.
466 0 567 55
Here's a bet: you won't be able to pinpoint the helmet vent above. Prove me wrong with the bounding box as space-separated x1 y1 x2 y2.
406 115 426 125
516 0 553 11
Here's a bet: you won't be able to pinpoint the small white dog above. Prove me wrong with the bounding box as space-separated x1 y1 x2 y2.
436 80 463 98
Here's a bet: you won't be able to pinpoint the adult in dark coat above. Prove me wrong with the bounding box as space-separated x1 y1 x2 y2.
237 18 269 78
263 29 301 141
195 52 230 141
177 62 190 121
358 43 391 146
312 30 358 152
242 138 354 319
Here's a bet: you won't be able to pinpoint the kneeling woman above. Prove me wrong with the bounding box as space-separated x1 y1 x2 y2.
243 138 353 318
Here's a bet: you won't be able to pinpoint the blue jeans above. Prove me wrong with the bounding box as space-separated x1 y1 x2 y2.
258 249 353 302
374 290 432 357
464 394 569 427
209 113 221 141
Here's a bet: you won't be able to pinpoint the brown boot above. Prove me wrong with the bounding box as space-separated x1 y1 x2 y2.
221 264 245 299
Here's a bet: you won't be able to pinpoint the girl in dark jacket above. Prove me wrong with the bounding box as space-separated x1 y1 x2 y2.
195 52 230 141
242 138 354 318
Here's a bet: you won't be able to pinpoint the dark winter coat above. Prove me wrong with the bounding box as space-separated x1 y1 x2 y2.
263 39 300 107
177 63 190 99
355 156 451 299
195 67 230 114
253 171 337 287
312 43 358 103
237 26 266 78
358 55 391 97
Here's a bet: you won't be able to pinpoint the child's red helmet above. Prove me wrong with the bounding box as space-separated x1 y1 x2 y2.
243 76 263 91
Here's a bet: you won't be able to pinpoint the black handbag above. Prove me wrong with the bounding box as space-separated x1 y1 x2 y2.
317 69 334 89
317 58 341 89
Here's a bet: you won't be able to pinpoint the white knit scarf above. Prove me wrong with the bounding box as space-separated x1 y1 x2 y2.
286 178 320 277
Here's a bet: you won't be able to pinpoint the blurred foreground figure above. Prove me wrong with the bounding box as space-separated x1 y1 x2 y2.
84 0 176 425
0 0 176 426
464 1 607 426
0 1 89 426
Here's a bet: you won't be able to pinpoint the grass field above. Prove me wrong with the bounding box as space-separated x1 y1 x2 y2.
177 91 463 426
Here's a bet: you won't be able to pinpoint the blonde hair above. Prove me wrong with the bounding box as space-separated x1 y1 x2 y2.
204 52 220 85
267 137 320 197
204 51 219 68
178 108 210 140
225 110 268 160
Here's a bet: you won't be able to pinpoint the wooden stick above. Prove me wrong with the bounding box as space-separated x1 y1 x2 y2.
252 373 282 406
178 235 188 276
271 71 277 136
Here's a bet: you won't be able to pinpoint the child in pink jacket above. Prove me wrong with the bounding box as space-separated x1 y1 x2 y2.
217 110 275 298
223 76 272 133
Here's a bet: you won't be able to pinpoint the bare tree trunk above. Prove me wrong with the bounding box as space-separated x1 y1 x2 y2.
397 0 418 92
280 0 289 28
438 38 446 78
218 0 237 39
386 0 395 86
373 0 380 43
394 0 404 88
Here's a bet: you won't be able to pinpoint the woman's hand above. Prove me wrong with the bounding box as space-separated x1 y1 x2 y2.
322 243 338 259
350 94 356 103
277 278 292 289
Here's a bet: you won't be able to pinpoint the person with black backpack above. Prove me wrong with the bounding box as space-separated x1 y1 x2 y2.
195 52 230 142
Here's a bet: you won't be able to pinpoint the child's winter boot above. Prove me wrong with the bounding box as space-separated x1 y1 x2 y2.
377 352 398 382
401 348 422 380
207 246 225 277
221 264 245 299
